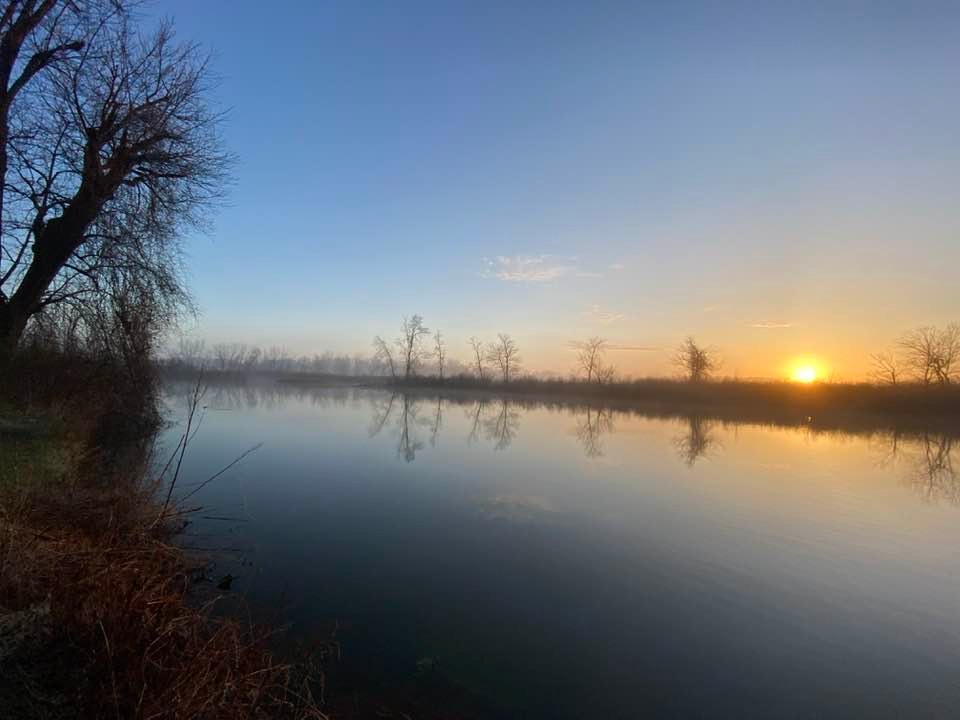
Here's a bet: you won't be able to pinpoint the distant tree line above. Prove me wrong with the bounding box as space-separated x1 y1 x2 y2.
167 317 731 386
166 338 383 376
168 319 959 387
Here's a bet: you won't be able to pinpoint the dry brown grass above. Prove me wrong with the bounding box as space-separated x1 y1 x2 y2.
0 470 332 720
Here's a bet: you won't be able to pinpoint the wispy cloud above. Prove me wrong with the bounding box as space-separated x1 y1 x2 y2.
482 255 575 283
481 255 611 283
748 321 794 329
608 263 625 271
703 305 720 313
581 304 624 325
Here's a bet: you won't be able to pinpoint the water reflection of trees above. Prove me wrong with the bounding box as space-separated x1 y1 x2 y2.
429 396 442 448
396 394 424 462
574 407 614 458
164 381 960 496
465 398 489 444
164 379 360 413
367 393 425 462
484 399 521 451
879 432 958 504
673 416 719 467
368 392 396 437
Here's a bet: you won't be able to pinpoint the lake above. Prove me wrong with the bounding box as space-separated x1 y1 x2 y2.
161 380 960 719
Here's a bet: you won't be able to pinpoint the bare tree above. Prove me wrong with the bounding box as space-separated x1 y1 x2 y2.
469 335 487 380
674 336 719 382
262 345 290 372
433 329 446 379
212 342 230 371
373 335 396 379
239 346 257 371
898 324 960 385
938 325 960 384
397 314 430 379
487 333 520 382
0 3 229 353
597 363 617 385
571 336 611 384
870 351 901 386
176 336 206 367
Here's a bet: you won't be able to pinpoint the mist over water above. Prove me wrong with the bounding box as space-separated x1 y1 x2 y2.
162 380 960 719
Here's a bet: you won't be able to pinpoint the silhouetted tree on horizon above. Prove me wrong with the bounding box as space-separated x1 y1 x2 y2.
898 324 960 385
373 335 396 378
870 351 902 386
434 329 446 379
674 336 719 382
488 333 520 382
398 314 430 379
469 335 487 380
572 336 615 384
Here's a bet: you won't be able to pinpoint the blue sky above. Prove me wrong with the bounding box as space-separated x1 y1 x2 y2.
155 1 960 378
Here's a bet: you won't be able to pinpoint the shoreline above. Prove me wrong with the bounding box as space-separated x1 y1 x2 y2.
162 370 960 439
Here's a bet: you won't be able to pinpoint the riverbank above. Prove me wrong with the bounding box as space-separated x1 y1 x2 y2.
184 368 960 418
263 372 960 438
0 353 325 719
384 375 960 415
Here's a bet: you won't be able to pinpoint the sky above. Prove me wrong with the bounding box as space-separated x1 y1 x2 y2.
152 0 960 380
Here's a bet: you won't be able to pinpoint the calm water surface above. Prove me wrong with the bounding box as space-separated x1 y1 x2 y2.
162 381 960 719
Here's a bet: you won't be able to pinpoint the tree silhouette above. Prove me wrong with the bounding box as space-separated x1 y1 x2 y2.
434 330 446 379
898 324 960 385
571 336 611 384
468 336 487 380
674 337 719 382
0 4 228 352
487 333 520 382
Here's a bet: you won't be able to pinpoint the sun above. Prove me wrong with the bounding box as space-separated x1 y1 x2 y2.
791 365 818 384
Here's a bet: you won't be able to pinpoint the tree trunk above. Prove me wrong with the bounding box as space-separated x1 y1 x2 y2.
0 196 100 351
0 302 23 358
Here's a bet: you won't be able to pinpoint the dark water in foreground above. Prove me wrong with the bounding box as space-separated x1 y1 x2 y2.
162 381 960 719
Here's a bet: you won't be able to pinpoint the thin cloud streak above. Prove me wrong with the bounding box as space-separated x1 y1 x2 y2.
748 321 794 329
581 304 624 325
